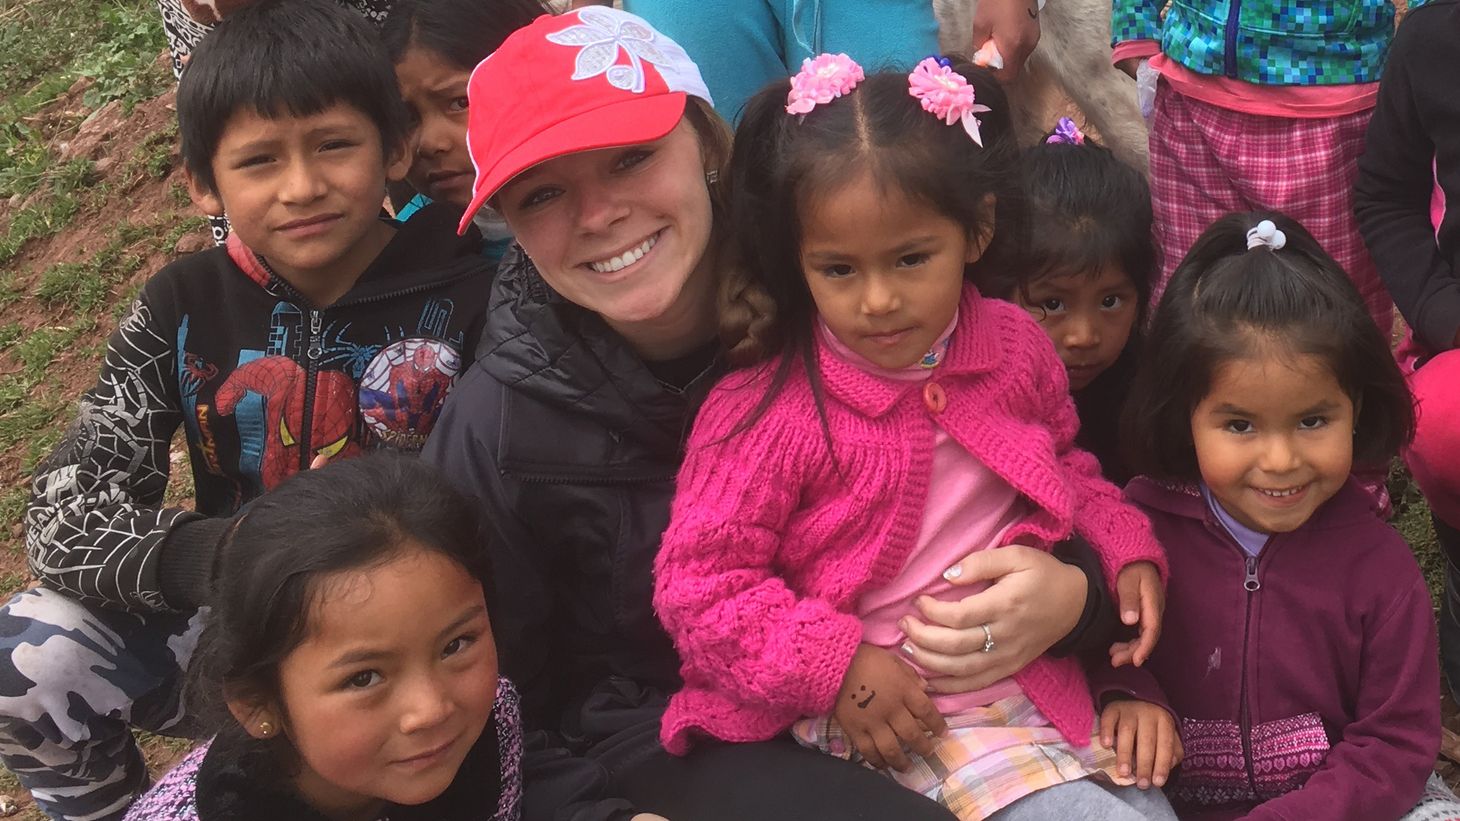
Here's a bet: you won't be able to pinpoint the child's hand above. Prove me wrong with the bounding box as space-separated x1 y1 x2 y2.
1099 699 1183 789
833 644 947 771
1109 561 1164 667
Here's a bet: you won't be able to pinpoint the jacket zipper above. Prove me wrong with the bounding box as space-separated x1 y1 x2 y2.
1223 0 1241 78
1237 552 1262 798
299 309 323 470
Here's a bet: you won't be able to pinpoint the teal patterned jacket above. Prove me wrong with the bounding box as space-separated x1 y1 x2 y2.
1111 0 1425 86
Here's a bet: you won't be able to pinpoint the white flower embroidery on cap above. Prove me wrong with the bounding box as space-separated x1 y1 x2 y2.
547 7 669 94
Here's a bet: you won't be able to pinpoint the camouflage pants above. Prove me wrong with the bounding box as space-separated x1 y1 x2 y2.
0 588 204 821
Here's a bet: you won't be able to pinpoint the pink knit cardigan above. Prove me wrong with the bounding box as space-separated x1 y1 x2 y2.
653 285 1166 755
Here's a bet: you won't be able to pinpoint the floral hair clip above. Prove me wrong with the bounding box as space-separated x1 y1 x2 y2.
908 57 992 146
1046 117 1085 145
786 53 865 116
1246 219 1287 251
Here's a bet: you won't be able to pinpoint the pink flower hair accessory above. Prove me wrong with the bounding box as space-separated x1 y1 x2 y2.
907 57 992 146
785 53 865 116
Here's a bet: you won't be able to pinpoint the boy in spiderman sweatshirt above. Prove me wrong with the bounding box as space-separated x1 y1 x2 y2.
0 2 493 818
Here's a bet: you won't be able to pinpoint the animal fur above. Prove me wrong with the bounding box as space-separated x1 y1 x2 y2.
934 0 1150 173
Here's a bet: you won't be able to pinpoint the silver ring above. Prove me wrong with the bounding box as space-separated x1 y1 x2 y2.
980 623 995 653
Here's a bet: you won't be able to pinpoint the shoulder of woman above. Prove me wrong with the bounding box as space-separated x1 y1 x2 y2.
425 362 509 454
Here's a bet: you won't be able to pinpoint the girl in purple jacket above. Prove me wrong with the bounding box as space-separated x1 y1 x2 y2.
1123 212 1459 820
653 56 1178 821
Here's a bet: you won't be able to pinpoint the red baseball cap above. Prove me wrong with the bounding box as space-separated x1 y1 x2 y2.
457 7 713 235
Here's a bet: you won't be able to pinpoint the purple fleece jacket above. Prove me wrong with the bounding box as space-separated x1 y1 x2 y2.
1127 478 1438 821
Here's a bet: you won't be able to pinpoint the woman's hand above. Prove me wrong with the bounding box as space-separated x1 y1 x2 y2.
969 0 1042 82
899 545 1087 693
630 815 671 821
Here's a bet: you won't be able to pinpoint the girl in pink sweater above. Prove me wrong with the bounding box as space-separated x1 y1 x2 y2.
654 56 1176 820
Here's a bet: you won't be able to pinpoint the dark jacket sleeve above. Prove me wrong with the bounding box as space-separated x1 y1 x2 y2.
423 366 642 821
1354 7 1460 352
1050 534 1119 659
24 290 228 613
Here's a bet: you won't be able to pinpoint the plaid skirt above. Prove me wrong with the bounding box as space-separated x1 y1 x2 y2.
1148 81 1392 335
792 694 1131 821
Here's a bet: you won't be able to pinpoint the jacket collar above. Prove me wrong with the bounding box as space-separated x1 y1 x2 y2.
224 202 484 305
818 285 1001 418
1125 475 1384 531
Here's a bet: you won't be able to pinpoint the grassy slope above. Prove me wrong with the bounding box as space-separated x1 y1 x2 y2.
0 0 205 815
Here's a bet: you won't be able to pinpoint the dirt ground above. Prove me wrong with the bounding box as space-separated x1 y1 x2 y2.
0 65 206 818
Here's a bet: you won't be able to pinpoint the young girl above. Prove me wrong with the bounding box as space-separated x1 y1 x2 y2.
653 56 1177 820
122 454 521 821
982 117 1152 484
1111 0 1399 336
380 0 546 266
1122 212 1455 820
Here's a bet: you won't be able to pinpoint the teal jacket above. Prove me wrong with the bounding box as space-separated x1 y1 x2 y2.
1112 0 1420 86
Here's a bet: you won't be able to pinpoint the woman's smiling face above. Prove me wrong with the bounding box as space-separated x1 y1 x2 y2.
495 119 716 346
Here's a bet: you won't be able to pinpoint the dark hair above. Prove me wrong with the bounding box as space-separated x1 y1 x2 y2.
1123 211 1415 479
178 0 411 194
380 0 548 69
719 61 1021 440
188 453 492 756
980 127 1153 325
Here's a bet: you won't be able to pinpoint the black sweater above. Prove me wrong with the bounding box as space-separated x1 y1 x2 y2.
1354 0 1460 353
25 203 492 613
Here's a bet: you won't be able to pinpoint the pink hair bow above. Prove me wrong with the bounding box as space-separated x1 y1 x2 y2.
908 57 991 146
786 53 865 116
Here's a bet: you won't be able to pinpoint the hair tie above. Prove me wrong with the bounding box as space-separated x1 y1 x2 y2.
907 57 992 146
786 53 865 116
1246 219 1287 251
1046 116 1085 145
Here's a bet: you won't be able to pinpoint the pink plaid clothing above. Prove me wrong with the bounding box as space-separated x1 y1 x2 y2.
1149 81 1393 334
792 694 1130 820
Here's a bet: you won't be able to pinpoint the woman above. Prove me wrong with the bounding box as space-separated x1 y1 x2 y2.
424 9 1121 820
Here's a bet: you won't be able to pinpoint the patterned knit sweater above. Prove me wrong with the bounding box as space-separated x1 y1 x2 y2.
122 678 522 821
653 285 1166 755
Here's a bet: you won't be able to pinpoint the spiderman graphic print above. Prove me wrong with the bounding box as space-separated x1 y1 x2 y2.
215 356 361 489
359 338 462 449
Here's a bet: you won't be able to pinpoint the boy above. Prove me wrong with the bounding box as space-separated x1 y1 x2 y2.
0 1 492 817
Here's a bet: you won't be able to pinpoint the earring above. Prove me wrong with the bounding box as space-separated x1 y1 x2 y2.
257 721 275 738
705 169 719 185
